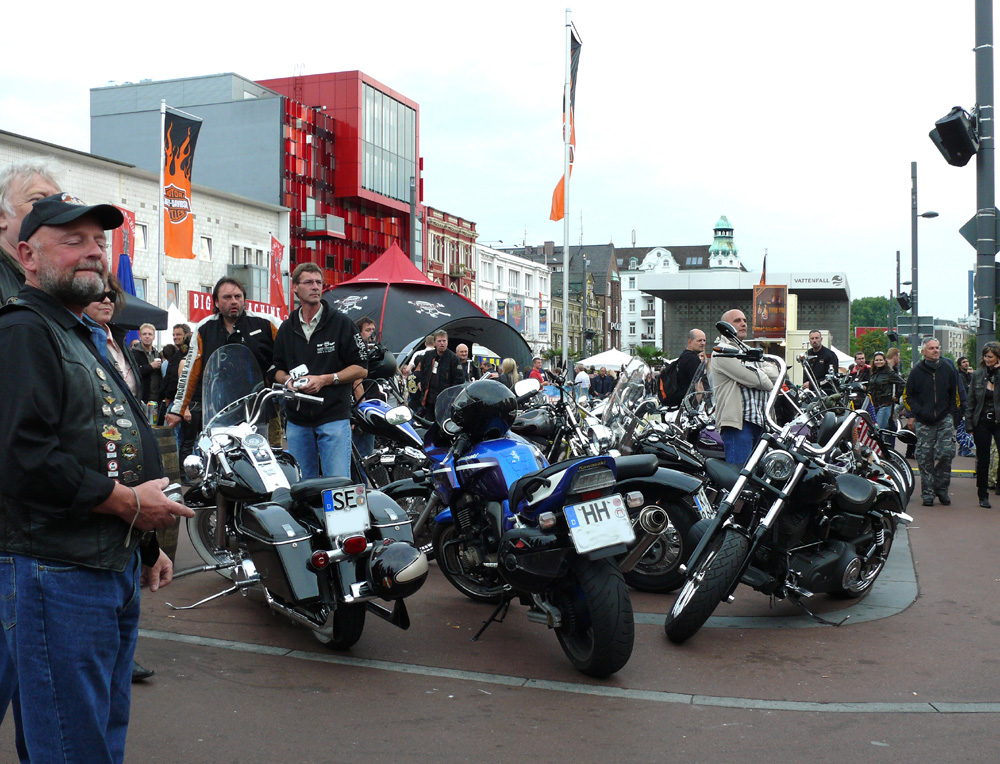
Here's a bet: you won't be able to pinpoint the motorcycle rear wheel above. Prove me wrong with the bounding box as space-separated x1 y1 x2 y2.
432 522 505 604
664 528 749 645
186 509 236 578
552 558 634 678
311 603 367 650
622 502 695 593
830 516 895 599
382 483 437 560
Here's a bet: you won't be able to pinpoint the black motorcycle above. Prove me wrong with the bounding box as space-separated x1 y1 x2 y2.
664 322 913 645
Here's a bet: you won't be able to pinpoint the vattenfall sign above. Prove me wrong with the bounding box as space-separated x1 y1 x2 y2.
788 274 846 288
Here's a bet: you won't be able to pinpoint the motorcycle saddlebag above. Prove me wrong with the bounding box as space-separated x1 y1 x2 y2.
497 527 571 592
366 490 416 544
237 503 320 605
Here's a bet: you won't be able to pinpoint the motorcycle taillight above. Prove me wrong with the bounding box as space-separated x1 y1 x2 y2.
342 535 368 555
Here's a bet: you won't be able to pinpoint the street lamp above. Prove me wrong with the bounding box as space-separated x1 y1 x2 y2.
910 161 939 371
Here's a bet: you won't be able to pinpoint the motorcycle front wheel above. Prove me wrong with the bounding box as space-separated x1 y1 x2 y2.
186 509 236 578
311 603 367 651
552 558 634 678
884 449 914 502
664 527 749 645
622 502 695 593
432 522 505 604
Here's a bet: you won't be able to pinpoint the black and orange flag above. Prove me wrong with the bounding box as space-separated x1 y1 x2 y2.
163 109 201 260
550 24 582 222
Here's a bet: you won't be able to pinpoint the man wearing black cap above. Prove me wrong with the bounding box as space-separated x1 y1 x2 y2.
0 193 192 763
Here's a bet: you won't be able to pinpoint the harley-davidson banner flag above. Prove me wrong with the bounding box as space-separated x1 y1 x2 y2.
111 206 136 275
550 23 582 222
163 109 201 259
269 236 288 319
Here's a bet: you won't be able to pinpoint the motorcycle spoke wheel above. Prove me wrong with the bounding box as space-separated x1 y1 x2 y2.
552 558 634 678
831 517 895 599
664 528 749 645
432 523 505 604
312 603 367 651
186 509 236 578
623 502 694 594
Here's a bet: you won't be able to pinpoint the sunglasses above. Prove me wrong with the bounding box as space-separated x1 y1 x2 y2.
100 291 115 303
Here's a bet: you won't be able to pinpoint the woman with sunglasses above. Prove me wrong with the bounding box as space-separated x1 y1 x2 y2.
965 342 1000 508
868 351 905 449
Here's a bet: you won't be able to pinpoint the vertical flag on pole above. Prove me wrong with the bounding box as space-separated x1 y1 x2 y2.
111 206 136 276
550 24 582 222
759 249 767 285
269 235 288 320
162 108 202 260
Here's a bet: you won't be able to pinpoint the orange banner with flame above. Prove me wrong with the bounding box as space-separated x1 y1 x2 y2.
163 111 201 259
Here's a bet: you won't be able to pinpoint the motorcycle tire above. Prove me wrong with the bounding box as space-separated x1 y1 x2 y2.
829 516 895 599
664 527 749 645
381 482 437 560
432 522 505 604
884 449 914 503
622 502 695 594
552 558 634 678
186 509 236 578
311 603 367 650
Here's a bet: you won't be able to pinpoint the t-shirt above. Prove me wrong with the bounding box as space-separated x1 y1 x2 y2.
575 370 591 390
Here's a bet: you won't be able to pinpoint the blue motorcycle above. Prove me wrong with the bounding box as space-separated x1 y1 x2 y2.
421 379 642 678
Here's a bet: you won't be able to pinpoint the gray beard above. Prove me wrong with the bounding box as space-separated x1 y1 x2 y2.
38 265 104 307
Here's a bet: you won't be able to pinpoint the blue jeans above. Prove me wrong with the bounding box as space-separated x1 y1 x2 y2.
353 430 375 461
0 553 141 764
721 422 762 466
875 405 896 450
286 418 352 479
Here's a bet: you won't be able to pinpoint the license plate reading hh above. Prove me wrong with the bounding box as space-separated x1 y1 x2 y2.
322 484 371 538
563 493 635 554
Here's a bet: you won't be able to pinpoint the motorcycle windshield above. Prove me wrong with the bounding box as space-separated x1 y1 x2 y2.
202 344 266 429
602 357 650 428
435 383 470 426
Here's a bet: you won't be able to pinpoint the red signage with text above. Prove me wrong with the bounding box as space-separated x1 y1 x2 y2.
188 291 287 324
854 326 889 339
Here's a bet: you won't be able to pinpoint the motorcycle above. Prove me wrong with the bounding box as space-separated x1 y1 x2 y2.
175 344 429 650
422 378 641 677
664 321 912 645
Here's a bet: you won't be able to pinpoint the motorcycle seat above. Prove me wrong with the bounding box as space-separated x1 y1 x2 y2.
833 472 877 513
704 458 741 490
289 476 357 505
508 455 594 509
614 454 658 480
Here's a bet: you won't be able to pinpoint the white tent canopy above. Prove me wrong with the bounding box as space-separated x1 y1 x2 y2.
829 345 854 371
577 347 633 370
157 302 188 348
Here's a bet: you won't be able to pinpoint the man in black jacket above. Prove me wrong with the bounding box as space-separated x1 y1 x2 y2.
0 159 61 303
273 263 367 479
675 328 706 400
0 193 191 762
456 343 480 382
131 322 162 404
903 337 961 506
803 330 840 389
418 330 462 420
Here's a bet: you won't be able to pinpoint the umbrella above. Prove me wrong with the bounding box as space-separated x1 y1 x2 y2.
324 243 531 369
114 254 168 332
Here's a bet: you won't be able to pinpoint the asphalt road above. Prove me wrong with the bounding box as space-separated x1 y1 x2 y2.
2 455 998 763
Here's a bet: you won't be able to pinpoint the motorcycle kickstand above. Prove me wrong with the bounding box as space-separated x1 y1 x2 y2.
166 584 243 611
788 593 850 627
471 594 514 642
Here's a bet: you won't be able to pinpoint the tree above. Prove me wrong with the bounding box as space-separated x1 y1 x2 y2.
632 345 664 367
851 296 895 330
857 330 890 361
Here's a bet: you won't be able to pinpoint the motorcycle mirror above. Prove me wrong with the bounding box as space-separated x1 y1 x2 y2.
514 378 542 397
183 454 205 479
715 321 737 339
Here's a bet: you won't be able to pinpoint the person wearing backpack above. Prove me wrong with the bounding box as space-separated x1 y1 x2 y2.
659 328 705 407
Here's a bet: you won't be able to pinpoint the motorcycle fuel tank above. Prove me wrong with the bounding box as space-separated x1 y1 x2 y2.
454 438 545 501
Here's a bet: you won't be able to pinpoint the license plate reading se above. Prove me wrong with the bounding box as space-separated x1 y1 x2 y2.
322 484 371 538
563 493 635 554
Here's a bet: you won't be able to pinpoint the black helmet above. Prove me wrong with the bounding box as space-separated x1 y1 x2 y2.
366 539 428 600
511 407 556 438
451 379 518 440
365 343 398 380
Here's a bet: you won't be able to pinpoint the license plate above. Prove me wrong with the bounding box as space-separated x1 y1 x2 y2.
694 486 716 519
322 484 371 538
563 494 636 554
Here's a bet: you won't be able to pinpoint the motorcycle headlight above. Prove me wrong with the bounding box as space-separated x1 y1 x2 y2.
183 454 205 479
760 451 795 482
586 424 613 452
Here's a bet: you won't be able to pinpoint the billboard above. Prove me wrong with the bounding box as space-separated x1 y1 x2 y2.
752 284 787 338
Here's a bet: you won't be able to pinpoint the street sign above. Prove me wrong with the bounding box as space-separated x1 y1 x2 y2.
959 208 1000 252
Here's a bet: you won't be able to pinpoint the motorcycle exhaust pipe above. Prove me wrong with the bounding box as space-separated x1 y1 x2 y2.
262 587 327 630
619 505 671 573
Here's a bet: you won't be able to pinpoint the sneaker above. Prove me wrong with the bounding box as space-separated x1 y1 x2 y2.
921 497 934 507
936 494 952 506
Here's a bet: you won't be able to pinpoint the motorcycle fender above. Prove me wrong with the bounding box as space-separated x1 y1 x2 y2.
616 467 702 504
433 508 453 524
366 490 416 544
497 528 572 593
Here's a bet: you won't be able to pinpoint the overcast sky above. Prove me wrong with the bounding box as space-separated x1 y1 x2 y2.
1 1 991 320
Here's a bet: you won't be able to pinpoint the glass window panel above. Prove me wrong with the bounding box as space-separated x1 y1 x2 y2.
389 99 397 156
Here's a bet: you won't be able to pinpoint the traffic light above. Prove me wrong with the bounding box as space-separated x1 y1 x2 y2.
896 292 911 311
929 106 979 167
887 331 899 343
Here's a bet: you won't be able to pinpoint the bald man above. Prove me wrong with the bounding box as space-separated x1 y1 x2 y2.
456 343 479 382
709 309 779 465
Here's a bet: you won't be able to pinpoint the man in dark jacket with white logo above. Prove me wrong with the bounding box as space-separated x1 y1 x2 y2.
903 337 961 506
418 330 462 421
273 263 367 479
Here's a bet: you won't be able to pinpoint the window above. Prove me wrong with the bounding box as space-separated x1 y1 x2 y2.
200 236 212 260
629 322 636 336
628 299 636 313
134 277 147 302
497 266 504 289
255 249 264 267
509 270 519 292
201 284 213 294
629 257 638 269
231 245 240 264
525 273 533 295
243 247 252 265
628 277 636 289
166 281 180 307
525 307 533 332
135 223 148 251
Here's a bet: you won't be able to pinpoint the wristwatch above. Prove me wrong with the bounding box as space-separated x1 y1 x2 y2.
333 373 340 386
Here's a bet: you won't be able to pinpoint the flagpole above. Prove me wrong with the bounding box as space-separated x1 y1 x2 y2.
561 8 571 373
158 99 166 309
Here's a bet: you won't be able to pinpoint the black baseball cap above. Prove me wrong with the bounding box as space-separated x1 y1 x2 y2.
19 193 124 243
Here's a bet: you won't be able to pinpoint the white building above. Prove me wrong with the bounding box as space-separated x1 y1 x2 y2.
1 130 289 318
475 243 551 356
618 248 678 352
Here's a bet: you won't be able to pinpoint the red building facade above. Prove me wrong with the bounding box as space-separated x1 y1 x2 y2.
423 206 477 298
258 71 423 286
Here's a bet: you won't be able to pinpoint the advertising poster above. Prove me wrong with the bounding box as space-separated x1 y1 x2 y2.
752 284 787 338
